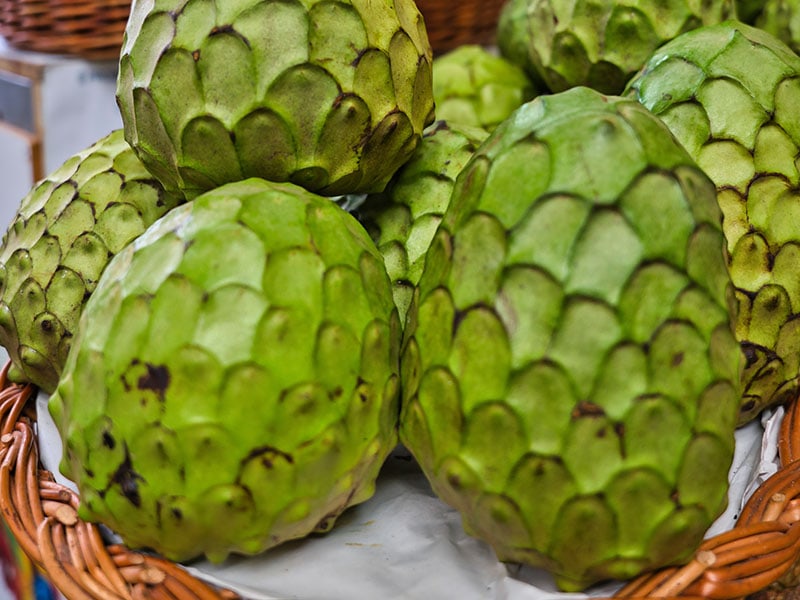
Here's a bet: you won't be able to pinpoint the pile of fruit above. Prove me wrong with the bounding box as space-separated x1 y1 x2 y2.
5 0 800 595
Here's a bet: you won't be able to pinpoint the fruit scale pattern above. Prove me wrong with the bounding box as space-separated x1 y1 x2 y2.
2 0 800 598
400 87 741 591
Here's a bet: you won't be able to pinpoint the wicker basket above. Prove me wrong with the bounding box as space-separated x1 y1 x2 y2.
416 0 506 53
1 1 797 598
0 0 503 60
0 0 131 60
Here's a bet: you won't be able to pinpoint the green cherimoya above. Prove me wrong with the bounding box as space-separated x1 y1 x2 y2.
496 0 737 94
400 87 741 591
626 21 800 424
49 178 401 562
117 0 435 201
432 45 538 132
357 120 488 326
0 130 182 394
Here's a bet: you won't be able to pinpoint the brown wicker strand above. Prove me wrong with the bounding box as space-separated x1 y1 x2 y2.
780 500 800 526
139 583 179 600
110 550 146 569
131 583 160 600
12 420 42 541
2 384 33 438
0 428 40 562
779 400 800 464
38 517 97 600
739 466 800 526
82 524 135 598
648 551 718 598
142 556 230 600
616 566 682 598
706 522 797 559
702 535 800 584
687 559 798 599
66 524 131 600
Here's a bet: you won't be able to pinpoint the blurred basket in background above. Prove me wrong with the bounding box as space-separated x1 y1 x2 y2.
0 0 130 60
0 0 505 60
416 0 507 53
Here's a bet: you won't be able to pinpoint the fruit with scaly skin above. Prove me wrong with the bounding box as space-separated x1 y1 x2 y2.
116 0 436 200
49 178 401 562
495 0 737 94
400 87 741 591
0 130 182 393
358 120 489 326
626 20 800 424
431 45 537 132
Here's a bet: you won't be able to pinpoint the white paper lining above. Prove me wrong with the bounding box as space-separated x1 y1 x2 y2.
35 391 777 600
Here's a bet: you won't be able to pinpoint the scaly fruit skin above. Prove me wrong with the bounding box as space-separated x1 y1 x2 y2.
496 0 548 90
400 87 741 591
358 120 489 326
117 0 435 201
496 0 737 95
0 130 181 393
49 178 401 562
432 45 537 132
756 0 800 53
626 21 800 425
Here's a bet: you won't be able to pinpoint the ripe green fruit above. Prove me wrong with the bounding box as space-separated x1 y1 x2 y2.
116 0 436 200
496 0 737 94
432 45 537 132
49 178 401 562
0 130 182 393
626 20 800 424
400 87 741 591
358 120 489 326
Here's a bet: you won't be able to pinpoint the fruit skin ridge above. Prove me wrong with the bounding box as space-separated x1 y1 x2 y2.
49 178 401 563
431 44 538 132
626 20 800 424
497 0 737 95
358 119 489 327
0 130 182 393
116 0 436 201
399 87 742 591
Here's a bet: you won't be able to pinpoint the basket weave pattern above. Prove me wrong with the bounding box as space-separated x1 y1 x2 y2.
416 0 506 53
0 2 796 597
0 0 502 59
0 0 130 59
